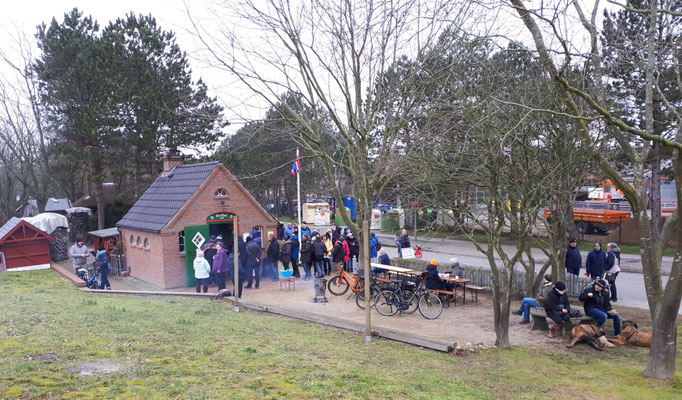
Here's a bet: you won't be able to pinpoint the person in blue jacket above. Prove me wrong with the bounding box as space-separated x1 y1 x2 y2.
93 246 111 290
585 242 606 280
370 233 379 263
565 238 582 276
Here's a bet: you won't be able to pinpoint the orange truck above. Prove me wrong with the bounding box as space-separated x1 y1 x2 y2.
544 200 631 234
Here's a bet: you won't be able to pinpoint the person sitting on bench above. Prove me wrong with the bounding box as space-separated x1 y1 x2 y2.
512 274 553 325
579 279 621 337
424 259 454 291
545 281 571 338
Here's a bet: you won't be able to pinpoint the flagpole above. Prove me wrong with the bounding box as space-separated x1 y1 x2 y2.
296 147 302 230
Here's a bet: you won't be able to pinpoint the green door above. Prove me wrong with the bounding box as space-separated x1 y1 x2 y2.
184 224 210 287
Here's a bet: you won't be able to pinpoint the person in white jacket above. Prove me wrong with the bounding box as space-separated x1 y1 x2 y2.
194 250 212 293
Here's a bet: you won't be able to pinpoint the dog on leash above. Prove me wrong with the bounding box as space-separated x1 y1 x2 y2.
607 321 651 347
566 324 615 351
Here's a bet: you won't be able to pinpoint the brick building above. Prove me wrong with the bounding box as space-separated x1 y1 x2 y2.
117 155 278 289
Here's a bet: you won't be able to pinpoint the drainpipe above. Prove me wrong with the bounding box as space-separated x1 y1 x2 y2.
0 250 6 272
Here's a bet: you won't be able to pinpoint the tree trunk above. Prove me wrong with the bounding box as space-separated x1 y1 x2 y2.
644 309 679 379
88 158 106 229
650 146 662 241
492 271 511 348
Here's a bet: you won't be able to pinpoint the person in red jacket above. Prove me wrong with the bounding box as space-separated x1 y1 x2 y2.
414 245 423 259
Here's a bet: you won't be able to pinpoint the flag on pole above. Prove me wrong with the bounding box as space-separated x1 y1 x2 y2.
291 149 301 175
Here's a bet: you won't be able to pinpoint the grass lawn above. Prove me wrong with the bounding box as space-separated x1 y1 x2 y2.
1 270 681 399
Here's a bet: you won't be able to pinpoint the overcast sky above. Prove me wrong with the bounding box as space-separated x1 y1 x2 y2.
0 1 606 154
0 0 256 145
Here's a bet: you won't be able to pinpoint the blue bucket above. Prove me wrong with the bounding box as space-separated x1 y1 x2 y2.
281 270 293 278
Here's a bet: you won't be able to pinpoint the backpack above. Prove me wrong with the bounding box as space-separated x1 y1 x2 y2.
376 240 382 251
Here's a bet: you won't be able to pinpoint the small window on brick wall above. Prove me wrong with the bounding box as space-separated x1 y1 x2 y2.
130 235 135 245
214 188 227 197
137 236 141 246
144 238 150 248
178 231 185 253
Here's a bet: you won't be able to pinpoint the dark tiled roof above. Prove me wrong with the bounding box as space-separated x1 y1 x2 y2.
44 198 72 212
116 161 220 233
0 217 22 241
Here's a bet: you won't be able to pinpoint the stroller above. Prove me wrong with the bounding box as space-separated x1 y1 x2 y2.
75 262 100 289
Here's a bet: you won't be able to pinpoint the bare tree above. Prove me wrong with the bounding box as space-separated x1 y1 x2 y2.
509 0 682 379
0 31 52 215
192 0 471 339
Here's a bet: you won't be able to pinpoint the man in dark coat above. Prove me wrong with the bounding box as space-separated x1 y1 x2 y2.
331 237 346 272
585 242 606 280
579 279 621 336
424 259 454 291
347 233 360 271
564 238 581 276
266 234 280 281
312 236 326 278
300 233 313 280
280 240 293 271
545 281 571 338
245 237 261 289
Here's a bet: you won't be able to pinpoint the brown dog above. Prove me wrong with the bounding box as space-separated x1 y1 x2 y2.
566 324 614 351
607 321 651 347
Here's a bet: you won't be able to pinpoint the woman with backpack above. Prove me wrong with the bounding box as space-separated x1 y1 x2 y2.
605 242 621 302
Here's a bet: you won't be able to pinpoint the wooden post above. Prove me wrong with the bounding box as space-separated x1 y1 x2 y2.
234 215 239 312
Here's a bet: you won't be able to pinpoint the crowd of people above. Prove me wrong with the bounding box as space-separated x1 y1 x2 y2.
564 238 621 302
192 222 394 296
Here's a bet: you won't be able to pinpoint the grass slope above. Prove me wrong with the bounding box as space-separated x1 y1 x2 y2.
1 270 680 399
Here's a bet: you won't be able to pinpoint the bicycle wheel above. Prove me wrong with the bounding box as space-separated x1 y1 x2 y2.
327 275 350 295
400 289 419 314
418 292 443 319
356 284 377 310
374 289 399 316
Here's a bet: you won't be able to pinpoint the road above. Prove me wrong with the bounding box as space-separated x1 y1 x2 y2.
379 240 679 315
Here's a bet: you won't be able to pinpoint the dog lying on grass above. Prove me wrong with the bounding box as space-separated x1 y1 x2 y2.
566 324 615 351
607 321 651 347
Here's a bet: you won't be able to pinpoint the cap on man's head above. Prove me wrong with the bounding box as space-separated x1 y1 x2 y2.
595 279 607 288
595 241 602 246
76 237 84 243
569 237 577 243
554 281 566 291
430 258 438 266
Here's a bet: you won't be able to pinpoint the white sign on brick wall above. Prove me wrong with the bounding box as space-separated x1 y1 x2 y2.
192 232 205 248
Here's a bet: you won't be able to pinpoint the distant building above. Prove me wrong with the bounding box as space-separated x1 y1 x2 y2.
44 198 72 215
116 155 278 289
15 199 39 218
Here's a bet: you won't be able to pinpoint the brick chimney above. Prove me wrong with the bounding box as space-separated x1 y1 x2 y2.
162 150 184 172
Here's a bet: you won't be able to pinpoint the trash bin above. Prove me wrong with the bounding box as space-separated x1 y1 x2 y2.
313 277 327 303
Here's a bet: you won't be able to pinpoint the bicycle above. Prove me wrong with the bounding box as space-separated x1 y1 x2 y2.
374 274 443 319
327 266 366 296
355 275 398 310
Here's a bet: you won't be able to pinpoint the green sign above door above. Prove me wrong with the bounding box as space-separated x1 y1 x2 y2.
207 213 235 223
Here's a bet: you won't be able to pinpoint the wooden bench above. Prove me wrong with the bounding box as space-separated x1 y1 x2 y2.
467 286 487 302
529 308 611 336
428 289 462 307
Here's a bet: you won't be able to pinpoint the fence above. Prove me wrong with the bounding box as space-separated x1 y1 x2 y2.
389 257 591 299
110 254 127 276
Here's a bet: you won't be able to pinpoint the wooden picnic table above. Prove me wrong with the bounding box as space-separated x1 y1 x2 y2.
442 276 471 304
370 263 415 273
